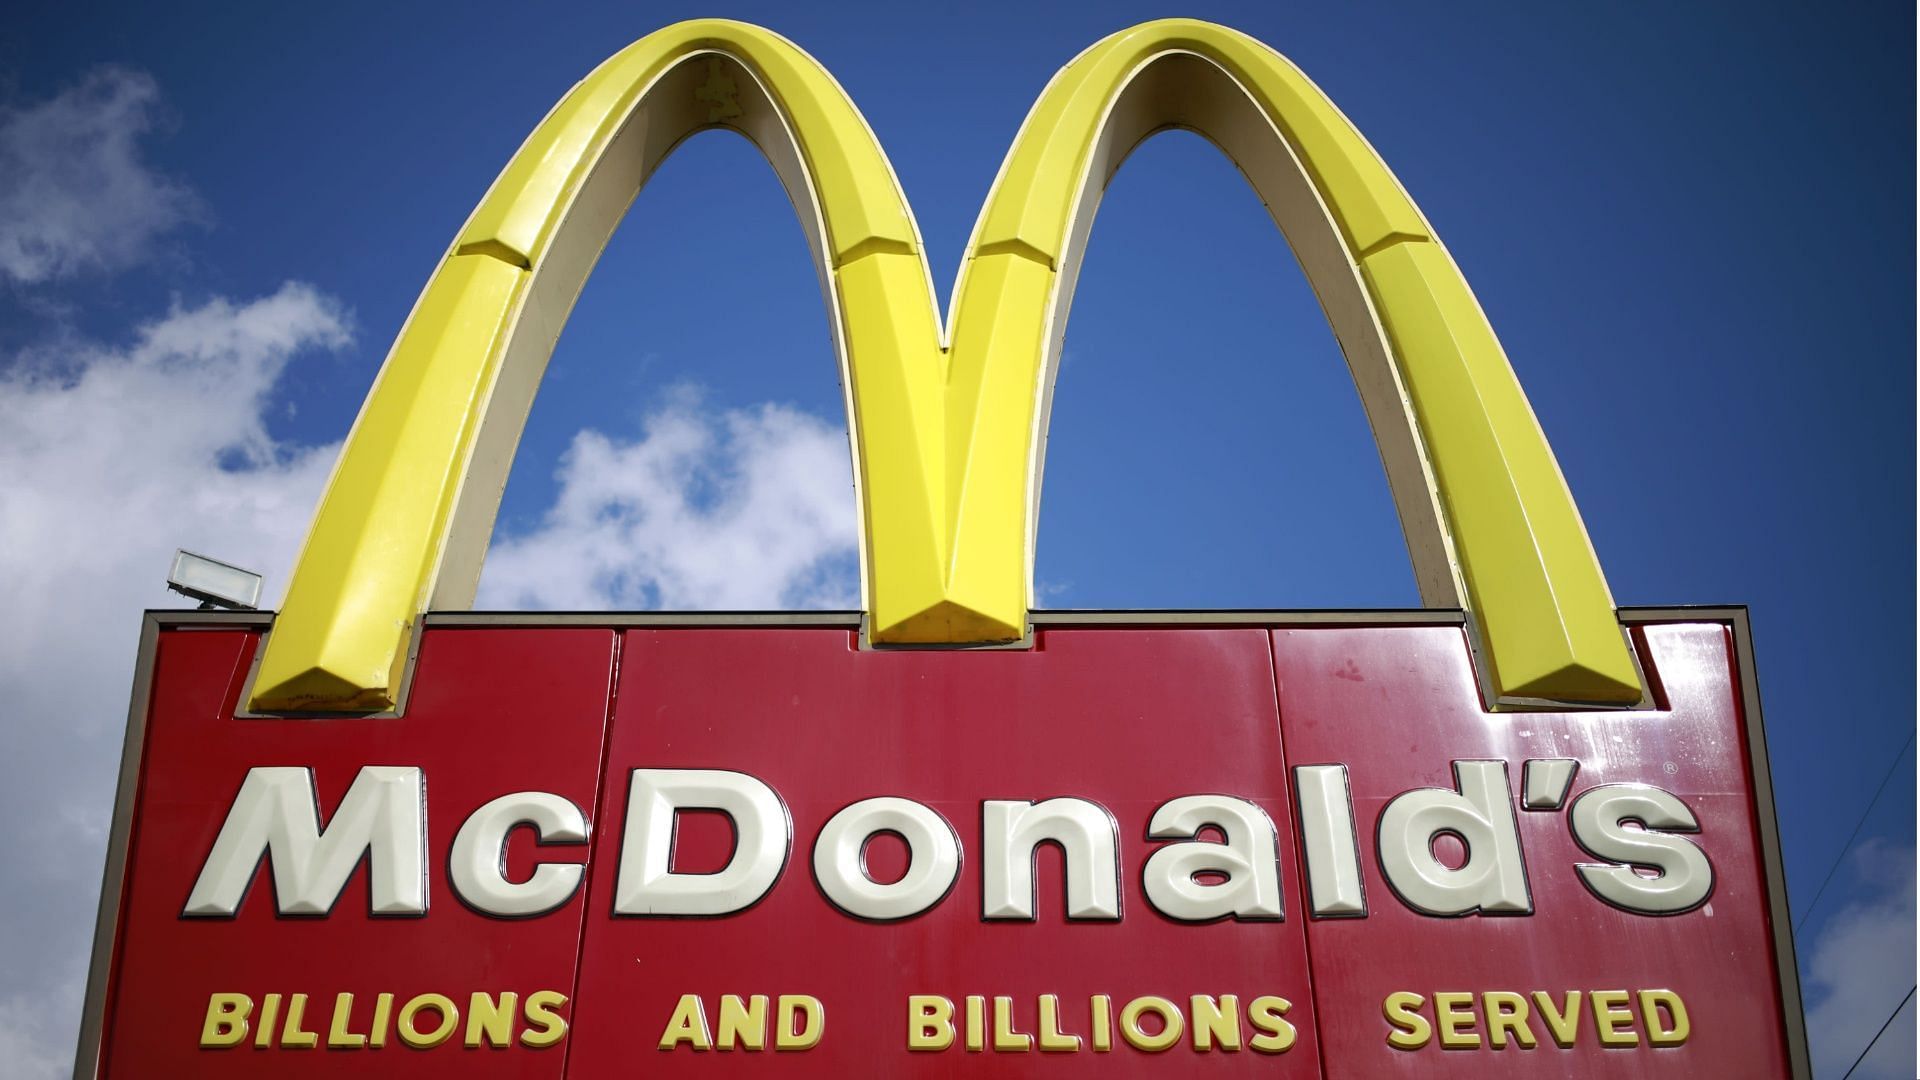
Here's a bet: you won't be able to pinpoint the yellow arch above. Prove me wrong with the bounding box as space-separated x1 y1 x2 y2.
941 20 1641 705
253 20 953 709
251 18 1639 712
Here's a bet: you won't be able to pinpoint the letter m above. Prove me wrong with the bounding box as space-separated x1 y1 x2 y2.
183 766 426 917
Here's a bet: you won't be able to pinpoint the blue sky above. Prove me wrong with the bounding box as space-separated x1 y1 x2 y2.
0 1 1912 1075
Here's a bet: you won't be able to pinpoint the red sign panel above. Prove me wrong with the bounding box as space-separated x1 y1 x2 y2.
77 612 1807 1076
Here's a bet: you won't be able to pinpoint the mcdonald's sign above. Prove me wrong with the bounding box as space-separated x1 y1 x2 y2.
77 19 1809 1078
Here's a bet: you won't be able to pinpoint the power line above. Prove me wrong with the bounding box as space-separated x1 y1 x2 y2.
1795 728 1915 935
1840 983 1914 1080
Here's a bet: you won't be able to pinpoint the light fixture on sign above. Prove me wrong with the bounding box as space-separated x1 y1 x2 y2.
166 550 263 611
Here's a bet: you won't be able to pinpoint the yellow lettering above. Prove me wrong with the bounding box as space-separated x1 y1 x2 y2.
1118 996 1183 1052
465 991 516 1049
992 995 1032 1051
1090 994 1113 1052
776 995 822 1050
717 994 768 1051
281 993 319 1049
1641 989 1689 1047
398 993 458 1050
199 993 250 1048
520 990 569 1049
1191 995 1240 1051
1435 991 1481 1049
908 995 954 1051
965 995 985 1052
1592 990 1637 1046
255 993 281 1048
369 992 393 1048
1248 995 1295 1053
1037 994 1080 1052
1532 990 1582 1048
326 992 365 1049
1483 991 1536 1049
658 995 711 1051
1383 991 1432 1050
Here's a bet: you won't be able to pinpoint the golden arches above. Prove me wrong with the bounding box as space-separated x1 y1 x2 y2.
251 18 1640 713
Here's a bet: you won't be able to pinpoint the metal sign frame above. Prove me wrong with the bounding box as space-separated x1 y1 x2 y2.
74 607 1810 1078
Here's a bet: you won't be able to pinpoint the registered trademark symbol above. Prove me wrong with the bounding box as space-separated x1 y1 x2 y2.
1663 762 1677 774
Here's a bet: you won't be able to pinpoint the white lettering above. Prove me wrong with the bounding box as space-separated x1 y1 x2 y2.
614 769 788 916
1293 765 1367 917
981 798 1120 920
184 766 425 917
813 797 959 920
1141 794 1283 921
449 791 588 917
1569 784 1713 914
1376 760 1531 915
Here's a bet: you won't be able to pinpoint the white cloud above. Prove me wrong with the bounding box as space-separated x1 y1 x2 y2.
0 58 857 1078
0 280 854 1074
0 283 351 1077
0 998 64 1080
0 67 200 284
1802 840 1917 1078
478 390 859 611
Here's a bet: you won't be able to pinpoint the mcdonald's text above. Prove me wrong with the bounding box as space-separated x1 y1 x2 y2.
183 763 1713 924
